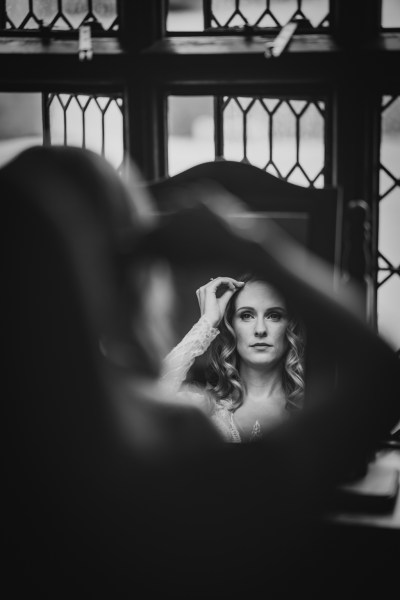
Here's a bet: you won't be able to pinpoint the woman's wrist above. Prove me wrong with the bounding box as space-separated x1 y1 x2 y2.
200 313 220 331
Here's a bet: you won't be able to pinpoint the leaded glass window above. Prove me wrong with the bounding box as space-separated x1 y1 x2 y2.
2 0 119 32
204 0 329 30
0 92 125 170
377 95 400 352
167 0 329 32
168 95 327 187
45 93 124 170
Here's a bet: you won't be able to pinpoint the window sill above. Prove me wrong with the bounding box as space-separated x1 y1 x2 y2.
144 32 400 56
0 32 398 58
0 36 122 55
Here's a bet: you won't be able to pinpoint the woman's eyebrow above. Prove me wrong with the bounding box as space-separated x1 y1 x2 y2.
236 306 255 312
236 305 287 314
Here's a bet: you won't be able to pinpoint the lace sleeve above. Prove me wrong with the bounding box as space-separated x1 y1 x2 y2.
160 315 219 394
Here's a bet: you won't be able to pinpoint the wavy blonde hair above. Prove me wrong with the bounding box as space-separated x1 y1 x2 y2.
206 274 306 412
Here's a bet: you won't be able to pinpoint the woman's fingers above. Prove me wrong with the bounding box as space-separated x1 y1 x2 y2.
206 276 244 288
218 285 239 310
196 277 244 325
198 277 244 294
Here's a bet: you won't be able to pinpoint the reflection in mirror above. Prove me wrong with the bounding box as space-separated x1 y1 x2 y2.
162 268 306 443
146 163 340 443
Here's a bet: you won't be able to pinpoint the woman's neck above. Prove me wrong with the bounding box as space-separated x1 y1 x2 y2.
239 363 285 404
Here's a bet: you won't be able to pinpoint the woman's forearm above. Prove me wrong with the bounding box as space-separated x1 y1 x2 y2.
160 315 219 394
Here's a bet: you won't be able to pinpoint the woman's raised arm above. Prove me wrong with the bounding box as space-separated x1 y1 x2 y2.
160 277 243 395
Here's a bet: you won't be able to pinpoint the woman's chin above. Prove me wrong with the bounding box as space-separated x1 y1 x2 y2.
243 355 282 370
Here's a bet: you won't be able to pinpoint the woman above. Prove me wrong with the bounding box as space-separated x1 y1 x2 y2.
162 272 305 442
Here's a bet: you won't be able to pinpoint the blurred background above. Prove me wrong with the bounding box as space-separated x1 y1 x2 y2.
0 0 399 349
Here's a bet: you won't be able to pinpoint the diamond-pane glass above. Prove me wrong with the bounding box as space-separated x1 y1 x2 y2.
211 0 329 28
4 0 118 32
47 93 124 170
167 95 327 187
221 96 326 187
377 95 400 351
167 0 329 31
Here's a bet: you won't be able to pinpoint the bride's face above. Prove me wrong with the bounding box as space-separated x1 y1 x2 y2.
231 281 288 369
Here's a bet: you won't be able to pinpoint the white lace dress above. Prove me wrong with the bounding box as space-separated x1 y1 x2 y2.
161 315 261 443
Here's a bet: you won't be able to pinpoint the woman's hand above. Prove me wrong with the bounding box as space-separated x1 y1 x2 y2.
196 277 244 328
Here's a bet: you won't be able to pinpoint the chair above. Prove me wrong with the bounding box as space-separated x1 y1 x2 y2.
148 160 341 325
149 160 340 265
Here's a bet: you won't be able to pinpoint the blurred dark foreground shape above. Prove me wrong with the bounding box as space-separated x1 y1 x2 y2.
2 147 399 598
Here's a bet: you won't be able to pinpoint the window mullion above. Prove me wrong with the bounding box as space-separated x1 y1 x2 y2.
214 95 224 159
118 0 165 53
366 92 382 330
203 0 212 29
0 1 6 30
331 0 381 46
42 91 51 145
334 78 383 320
330 0 385 322
119 0 167 178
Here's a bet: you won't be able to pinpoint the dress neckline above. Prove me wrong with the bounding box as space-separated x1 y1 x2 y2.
229 411 262 443
229 412 242 443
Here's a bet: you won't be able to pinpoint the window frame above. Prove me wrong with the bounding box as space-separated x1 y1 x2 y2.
0 0 399 336
163 83 332 185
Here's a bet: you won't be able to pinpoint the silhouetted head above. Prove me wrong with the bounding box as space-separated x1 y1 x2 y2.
1 145 170 377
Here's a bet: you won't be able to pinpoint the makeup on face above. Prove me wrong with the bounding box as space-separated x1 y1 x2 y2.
232 282 288 367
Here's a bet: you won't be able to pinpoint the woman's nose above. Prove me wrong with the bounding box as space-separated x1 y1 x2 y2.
254 318 267 337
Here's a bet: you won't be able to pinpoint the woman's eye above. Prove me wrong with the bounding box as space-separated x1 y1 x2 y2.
267 312 282 321
240 312 253 321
